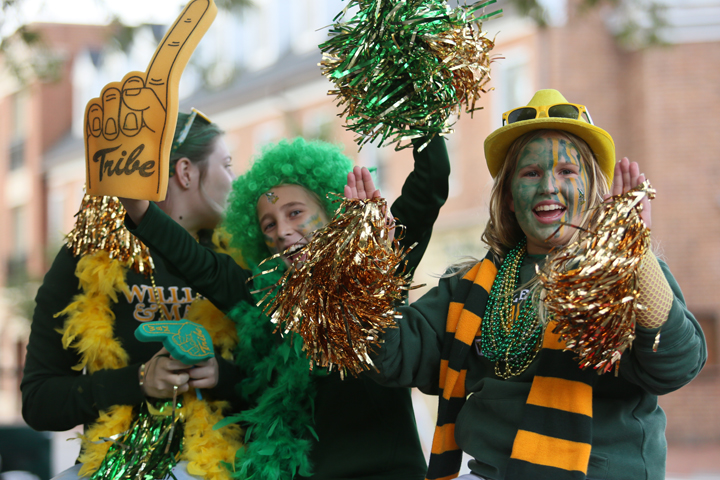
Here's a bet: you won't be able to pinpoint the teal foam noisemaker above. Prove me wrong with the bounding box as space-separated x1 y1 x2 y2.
135 320 214 365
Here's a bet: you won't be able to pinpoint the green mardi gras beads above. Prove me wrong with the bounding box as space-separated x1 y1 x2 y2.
480 238 543 379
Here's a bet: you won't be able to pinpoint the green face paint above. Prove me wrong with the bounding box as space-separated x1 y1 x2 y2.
263 234 278 253
297 213 325 236
509 132 590 254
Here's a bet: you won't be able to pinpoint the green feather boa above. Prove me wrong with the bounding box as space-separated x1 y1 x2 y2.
219 260 319 480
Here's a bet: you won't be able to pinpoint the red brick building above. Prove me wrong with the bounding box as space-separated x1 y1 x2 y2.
0 23 109 426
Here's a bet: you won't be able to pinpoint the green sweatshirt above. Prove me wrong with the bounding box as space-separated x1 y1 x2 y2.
128 137 451 479
21 245 245 432
371 254 707 480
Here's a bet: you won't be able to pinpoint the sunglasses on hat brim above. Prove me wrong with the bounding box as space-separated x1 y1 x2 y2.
502 103 594 126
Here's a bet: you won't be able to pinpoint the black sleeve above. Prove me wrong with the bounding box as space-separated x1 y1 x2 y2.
20 247 145 431
391 135 450 275
127 202 253 313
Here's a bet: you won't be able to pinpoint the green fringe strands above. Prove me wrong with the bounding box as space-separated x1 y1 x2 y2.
90 401 184 480
320 0 502 151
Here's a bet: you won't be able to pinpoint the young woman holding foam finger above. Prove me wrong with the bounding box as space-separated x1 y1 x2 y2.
22 110 243 480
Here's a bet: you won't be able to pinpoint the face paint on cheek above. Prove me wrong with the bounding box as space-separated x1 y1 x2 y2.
263 234 278 253
510 139 548 238
297 213 326 236
549 138 562 195
511 180 537 232
557 140 590 226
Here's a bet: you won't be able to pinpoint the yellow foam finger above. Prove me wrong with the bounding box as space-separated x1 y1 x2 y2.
119 76 146 137
145 0 217 107
86 102 103 138
84 0 217 201
101 87 122 140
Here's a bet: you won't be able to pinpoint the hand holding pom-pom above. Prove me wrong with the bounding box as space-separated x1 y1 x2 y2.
257 195 414 378
539 179 655 374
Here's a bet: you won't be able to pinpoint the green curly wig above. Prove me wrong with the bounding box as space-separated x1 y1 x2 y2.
224 137 354 265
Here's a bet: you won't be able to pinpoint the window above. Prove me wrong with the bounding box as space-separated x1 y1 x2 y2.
9 91 28 171
7 207 28 285
291 0 333 54
495 52 531 130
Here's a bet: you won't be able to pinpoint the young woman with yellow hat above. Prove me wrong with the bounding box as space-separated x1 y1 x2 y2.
368 89 706 480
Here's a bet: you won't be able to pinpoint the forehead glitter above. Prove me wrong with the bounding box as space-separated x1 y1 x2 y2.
265 192 279 204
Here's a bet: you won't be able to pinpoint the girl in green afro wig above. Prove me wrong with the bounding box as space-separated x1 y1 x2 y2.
121 134 451 480
224 137 353 266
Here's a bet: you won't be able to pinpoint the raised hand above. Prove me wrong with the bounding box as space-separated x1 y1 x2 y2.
344 166 381 200
344 166 396 241
85 0 217 201
608 157 652 229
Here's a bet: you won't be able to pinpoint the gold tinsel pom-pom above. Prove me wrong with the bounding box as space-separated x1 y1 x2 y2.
65 194 153 274
257 196 415 378
538 181 656 375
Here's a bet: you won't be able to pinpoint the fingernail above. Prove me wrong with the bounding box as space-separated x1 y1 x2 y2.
125 88 141 96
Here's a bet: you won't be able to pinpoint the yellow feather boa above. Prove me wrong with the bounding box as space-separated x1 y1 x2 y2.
57 250 243 480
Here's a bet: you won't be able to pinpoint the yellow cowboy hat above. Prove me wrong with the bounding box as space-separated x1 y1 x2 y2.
484 89 616 183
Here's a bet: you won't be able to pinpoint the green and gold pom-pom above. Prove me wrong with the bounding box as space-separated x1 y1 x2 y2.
89 400 183 480
320 0 501 150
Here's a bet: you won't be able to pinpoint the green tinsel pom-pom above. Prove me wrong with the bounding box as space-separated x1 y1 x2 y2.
320 0 502 150
90 401 183 480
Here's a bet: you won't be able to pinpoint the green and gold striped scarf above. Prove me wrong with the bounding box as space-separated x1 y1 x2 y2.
427 253 596 480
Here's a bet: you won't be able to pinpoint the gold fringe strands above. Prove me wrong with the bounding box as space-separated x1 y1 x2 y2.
320 0 501 151
537 181 656 375
256 196 416 377
66 194 154 275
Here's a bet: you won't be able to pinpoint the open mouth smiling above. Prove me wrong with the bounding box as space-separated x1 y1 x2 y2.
283 242 308 264
533 202 566 223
